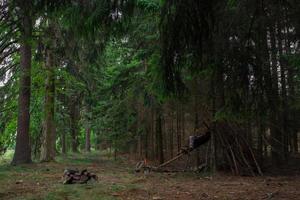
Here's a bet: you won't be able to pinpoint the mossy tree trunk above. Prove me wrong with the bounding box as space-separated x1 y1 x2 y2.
41 46 56 161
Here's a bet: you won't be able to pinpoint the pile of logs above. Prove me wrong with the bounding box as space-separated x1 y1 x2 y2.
63 169 98 184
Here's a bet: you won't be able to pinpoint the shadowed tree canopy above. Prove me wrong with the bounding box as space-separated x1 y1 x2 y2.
0 0 299 178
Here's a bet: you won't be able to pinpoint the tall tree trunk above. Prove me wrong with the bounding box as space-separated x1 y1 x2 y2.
176 104 181 153
137 106 142 158
156 107 164 164
283 7 298 153
181 105 185 146
85 125 91 152
162 114 168 159
11 4 32 165
256 1 270 161
256 18 267 162
41 48 56 161
194 94 201 167
210 72 217 173
70 98 80 152
138 135 142 158
151 106 155 159
277 18 289 160
268 22 283 165
170 111 174 158
61 131 66 154
144 122 149 159
95 132 101 150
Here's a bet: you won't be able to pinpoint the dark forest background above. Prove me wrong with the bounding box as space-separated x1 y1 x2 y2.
0 0 300 175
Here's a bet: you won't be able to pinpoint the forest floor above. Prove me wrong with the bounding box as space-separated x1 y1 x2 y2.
0 151 300 200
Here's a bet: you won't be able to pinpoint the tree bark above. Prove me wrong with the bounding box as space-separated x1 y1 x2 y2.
156 107 164 164
144 123 149 159
176 104 181 153
170 111 174 158
85 125 91 152
277 18 289 160
70 97 80 152
40 47 56 161
256 0 271 161
11 4 32 165
61 130 66 154
151 106 155 159
268 21 283 165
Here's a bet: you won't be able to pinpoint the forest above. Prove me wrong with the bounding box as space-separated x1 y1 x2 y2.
0 0 300 199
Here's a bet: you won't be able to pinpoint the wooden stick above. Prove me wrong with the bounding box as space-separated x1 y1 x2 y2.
156 153 185 169
203 121 210 130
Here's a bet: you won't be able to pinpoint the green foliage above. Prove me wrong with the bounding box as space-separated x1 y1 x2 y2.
227 0 238 9
88 3 165 151
137 0 161 11
1 0 300 168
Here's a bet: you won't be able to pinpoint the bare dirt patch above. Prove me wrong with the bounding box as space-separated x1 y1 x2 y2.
122 173 300 200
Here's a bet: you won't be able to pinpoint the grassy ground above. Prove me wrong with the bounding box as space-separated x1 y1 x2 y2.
0 151 300 200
